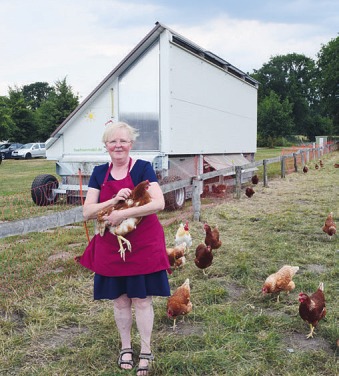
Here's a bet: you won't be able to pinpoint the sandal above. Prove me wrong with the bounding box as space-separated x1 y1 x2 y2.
118 348 134 370
137 353 154 375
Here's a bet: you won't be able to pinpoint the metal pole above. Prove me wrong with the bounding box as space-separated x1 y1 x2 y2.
263 159 268 187
192 177 202 221
235 166 242 199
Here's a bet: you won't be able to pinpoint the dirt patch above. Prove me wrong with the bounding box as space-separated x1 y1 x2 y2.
37 326 89 349
47 251 73 262
163 321 205 336
24 326 89 367
305 264 327 274
282 332 333 354
0 309 26 332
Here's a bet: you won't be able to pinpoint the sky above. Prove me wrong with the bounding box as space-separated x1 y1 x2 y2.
1 0 338 101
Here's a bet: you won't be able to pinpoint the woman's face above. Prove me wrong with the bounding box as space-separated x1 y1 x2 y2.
105 128 133 161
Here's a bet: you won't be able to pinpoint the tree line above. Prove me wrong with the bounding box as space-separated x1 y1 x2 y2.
252 35 339 146
0 78 79 144
0 36 338 146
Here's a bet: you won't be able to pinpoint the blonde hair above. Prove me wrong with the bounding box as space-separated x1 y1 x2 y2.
102 121 139 143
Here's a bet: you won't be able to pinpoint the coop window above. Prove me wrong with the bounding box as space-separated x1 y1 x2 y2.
118 41 160 151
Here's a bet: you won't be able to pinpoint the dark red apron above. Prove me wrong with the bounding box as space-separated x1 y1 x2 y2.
76 159 171 277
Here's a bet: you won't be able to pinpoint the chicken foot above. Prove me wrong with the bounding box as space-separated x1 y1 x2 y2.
116 235 132 261
306 324 315 339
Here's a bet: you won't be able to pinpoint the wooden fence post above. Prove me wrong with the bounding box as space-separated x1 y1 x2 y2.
263 159 268 187
192 177 202 221
281 156 286 178
235 166 242 199
293 153 298 172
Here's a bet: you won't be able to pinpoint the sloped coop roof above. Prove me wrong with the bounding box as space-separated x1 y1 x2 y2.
50 21 259 141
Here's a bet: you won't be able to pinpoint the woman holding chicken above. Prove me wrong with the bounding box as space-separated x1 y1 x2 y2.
77 121 171 375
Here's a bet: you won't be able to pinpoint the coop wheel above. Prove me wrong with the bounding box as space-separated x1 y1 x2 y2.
160 176 185 210
31 174 59 206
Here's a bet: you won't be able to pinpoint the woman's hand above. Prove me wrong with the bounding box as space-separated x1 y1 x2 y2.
102 209 126 226
114 188 132 202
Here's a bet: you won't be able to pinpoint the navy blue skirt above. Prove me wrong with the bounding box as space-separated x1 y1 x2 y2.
93 270 171 300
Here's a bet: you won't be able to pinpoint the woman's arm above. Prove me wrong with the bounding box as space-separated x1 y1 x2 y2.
103 182 165 226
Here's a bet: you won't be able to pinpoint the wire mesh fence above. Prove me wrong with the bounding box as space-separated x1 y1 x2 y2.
0 143 337 238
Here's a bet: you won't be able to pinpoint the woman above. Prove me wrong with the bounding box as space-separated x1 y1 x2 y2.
77 121 171 375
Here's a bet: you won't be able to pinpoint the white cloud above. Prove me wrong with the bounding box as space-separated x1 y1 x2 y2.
0 0 337 98
170 15 334 73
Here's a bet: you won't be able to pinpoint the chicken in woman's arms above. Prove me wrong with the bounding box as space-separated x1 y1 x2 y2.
96 180 151 260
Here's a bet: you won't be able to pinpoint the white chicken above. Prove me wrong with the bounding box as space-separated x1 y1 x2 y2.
175 221 192 252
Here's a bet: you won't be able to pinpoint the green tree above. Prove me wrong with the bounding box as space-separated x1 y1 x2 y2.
0 96 15 141
7 87 36 143
35 77 79 140
316 36 339 134
252 53 317 139
22 82 54 111
257 91 294 147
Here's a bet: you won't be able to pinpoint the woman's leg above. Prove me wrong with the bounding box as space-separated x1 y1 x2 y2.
133 296 154 375
113 294 133 369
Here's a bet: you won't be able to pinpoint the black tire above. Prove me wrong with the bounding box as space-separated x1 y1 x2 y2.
25 153 32 159
31 174 59 206
160 176 185 211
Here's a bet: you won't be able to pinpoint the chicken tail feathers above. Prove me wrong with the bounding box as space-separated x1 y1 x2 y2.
318 282 324 292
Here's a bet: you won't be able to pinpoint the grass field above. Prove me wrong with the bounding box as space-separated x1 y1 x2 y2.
0 150 338 375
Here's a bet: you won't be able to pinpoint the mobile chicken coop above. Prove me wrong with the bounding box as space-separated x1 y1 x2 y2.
32 22 259 209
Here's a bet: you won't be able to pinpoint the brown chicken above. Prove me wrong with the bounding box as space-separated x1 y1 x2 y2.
166 242 187 269
334 163 339 168
251 174 259 184
299 282 326 339
319 159 324 168
172 256 186 269
201 184 210 198
262 265 299 302
96 180 151 260
245 187 255 198
167 278 192 330
315 163 319 170
194 243 213 275
204 223 221 250
302 165 308 173
211 184 227 194
322 212 336 240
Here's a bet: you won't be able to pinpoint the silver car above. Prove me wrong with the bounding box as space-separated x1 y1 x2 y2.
12 143 46 159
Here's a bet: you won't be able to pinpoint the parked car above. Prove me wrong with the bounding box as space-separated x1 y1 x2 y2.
0 142 23 159
12 143 46 159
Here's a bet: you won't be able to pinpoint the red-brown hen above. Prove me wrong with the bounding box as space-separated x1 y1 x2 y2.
194 243 213 275
204 223 222 250
322 212 336 240
299 282 326 338
167 278 192 330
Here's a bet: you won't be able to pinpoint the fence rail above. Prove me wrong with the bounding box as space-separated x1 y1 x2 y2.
0 143 338 238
